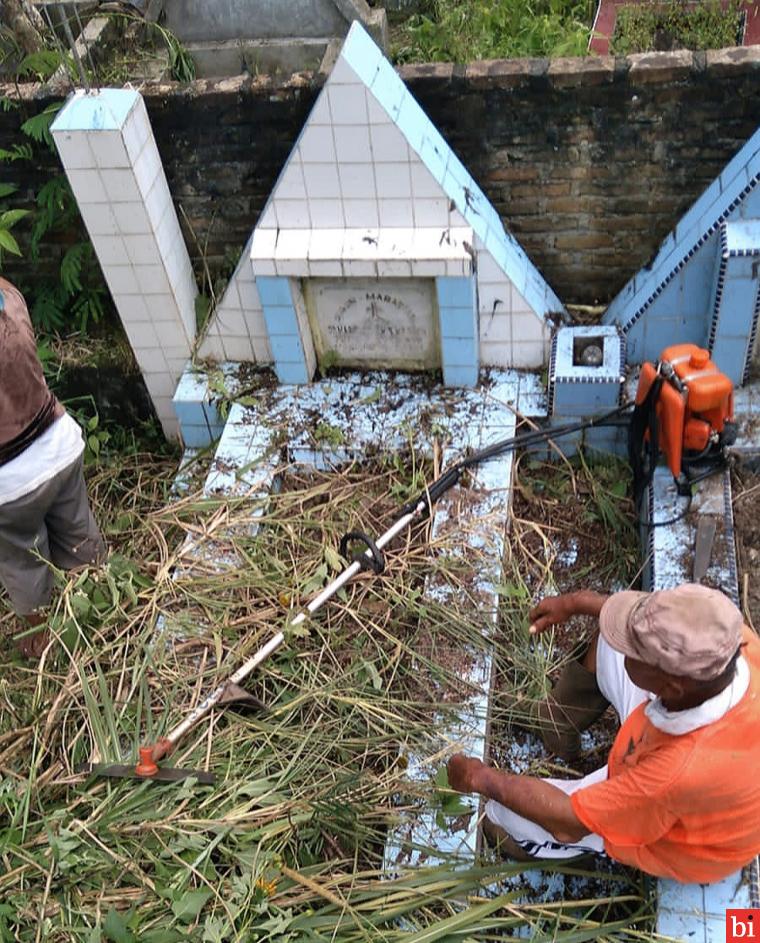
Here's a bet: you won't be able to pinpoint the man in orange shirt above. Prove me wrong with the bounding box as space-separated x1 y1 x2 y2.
447 583 760 883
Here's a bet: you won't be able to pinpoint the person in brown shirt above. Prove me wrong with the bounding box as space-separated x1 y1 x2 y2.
0 276 105 657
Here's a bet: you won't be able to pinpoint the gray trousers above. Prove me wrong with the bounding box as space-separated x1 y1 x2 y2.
0 455 105 615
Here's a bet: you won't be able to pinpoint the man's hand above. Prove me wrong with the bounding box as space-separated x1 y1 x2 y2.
528 590 608 635
447 753 483 793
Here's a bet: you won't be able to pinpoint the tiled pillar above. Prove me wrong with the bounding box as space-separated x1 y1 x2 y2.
435 276 478 386
709 220 760 386
256 276 316 384
51 89 197 439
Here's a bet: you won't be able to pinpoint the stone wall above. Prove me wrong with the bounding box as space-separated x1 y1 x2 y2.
2 46 759 307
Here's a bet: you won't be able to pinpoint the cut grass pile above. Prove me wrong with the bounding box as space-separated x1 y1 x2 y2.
0 447 653 941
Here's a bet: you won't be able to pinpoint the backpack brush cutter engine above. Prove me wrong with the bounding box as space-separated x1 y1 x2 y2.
80 346 736 784
629 343 736 514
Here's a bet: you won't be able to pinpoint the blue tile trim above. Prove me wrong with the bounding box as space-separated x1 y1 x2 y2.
441 335 477 368
275 361 311 385
256 276 293 308
262 305 300 337
744 284 760 385
439 306 476 339
269 332 306 363
442 364 478 387
181 424 214 448
436 276 475 310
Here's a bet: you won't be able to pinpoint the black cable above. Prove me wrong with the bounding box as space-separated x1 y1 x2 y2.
402 403 634 516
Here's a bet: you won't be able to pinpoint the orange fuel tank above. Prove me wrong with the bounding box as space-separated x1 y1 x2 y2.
634 345 734 478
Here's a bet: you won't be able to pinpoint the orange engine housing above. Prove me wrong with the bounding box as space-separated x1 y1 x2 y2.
634 344 734 478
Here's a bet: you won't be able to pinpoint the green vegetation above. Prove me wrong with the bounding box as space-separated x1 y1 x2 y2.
0 447 652 940
391 0 594 64
611 0 744 54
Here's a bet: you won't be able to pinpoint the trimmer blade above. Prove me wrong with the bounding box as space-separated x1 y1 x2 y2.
76 763 216 784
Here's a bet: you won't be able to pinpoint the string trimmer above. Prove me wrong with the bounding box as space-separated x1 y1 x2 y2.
80 405 631 785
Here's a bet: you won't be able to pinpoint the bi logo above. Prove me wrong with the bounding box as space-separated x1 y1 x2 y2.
728 910 760 941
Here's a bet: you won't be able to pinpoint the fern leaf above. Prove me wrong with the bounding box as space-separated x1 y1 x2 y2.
60 243 85 296
21 103 63 151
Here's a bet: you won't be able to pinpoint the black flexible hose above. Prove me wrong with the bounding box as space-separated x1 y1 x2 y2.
402 403 634 517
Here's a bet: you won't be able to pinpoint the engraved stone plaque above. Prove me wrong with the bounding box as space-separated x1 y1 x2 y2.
305 278 439 370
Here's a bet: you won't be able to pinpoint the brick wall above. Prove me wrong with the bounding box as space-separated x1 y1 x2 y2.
2 46 759 307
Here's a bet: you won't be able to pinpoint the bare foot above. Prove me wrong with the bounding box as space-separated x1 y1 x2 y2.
17 627 49 659
16 612 49 659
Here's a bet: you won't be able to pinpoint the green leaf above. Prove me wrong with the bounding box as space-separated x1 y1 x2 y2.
0 183 18 198
20 103 62 149
103 908 135 943
171 888 213 923
0 229 21 256
0 209 29 228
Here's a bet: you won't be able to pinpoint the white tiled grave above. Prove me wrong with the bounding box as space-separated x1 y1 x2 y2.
172 366 546 862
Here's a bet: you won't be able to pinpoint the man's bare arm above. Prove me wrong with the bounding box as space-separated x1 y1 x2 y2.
529 590 609 635
447 754 589 843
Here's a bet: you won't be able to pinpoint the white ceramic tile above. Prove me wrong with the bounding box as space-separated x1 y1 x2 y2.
100 168 141 203
136 264 171 295
338 162 376 200
197 330 226 361
215 306 248 336
478 282 511 319
479 309 511 343
80 203 120 236
134 347 169 373
277 228 311 261
366 89 391 125
143 373 176 397
93 234 127 265
165 357 190 380
377 259 412 278
257 203 277 229
327 84 368 126
222 335 256 361
122 107 151 163
370 123 410 163
250 227 278 261
302 162 341 199
274 200 311 228
307 259 343 277
164 246 189 290
152 395 176 421
89 131 130 168
307 228 344 261
375 162 412 199
343 228 380 259
251 257 278 277
479 339 512 367
511 312 547 343
334 125 372 163
476 252 507 284
446 258 470 277
123 318 159 347
144 178 172 226
67 169 108 203
123 233 158 266
163 345 191 365
343 258 378 277
307 90 331 125
298 124 336 164
343 199 379 228
327 56 360 85
251 334 272 362
112 292 150 321
133 141 162 196
154 320 184 347
146 293 180 322
105 264 139 294
275 258 309 277
413 199 449 227
378 199 414 227
113 202 151 235
54 131 96 169
510 341 544 369
238 280 261 317
410 259 448 277
277 161 307 201
450 207 468 228
409 161 441 200
308 199 345 228
154 208 183 258
511 287 534 317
